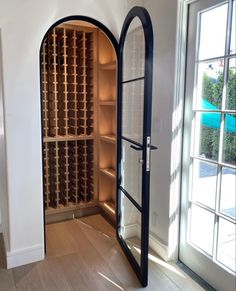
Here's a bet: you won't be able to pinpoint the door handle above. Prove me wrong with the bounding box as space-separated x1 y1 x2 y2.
130 144 143 151
130 145 158 151
130 144 157 151
150 145 158 150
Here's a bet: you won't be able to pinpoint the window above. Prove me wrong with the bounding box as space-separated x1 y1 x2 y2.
189 1 236 272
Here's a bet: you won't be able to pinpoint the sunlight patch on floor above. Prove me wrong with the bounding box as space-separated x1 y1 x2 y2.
133 246 186 278
97 271 125 290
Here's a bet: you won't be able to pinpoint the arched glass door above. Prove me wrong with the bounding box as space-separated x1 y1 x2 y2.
116 7 155 287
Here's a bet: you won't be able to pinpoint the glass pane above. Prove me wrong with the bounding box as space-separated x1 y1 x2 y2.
226 58 236 110
220 167 236 219
189 204 214 255
121 139 142 206
198 4 227 60
119 191 141 266
217 218 236 272
191 160 217 209
230 1 236 54
196 60 224 109
195 112 220 161
122 80 144 143
222 113 236 166
123 17 145 81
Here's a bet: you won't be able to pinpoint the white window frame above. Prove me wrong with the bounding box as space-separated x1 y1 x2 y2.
170 0 235 271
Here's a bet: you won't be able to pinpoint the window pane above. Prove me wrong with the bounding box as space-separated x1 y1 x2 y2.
121 139 142 206
123 17 145 81
191 160 217 209
230 1 236 54
119 191 141 266
217 218 236 272
196 60 224 109
222 113 236 166
220 167 236 219
198 4 227 60
190 204 214 255
226 58 236 110
195 112 220 161
122 80 144 143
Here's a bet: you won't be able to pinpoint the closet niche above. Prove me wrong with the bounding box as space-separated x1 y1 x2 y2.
41 20 117 224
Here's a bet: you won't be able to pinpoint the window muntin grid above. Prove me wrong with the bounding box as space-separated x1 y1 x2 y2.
188 0 236 273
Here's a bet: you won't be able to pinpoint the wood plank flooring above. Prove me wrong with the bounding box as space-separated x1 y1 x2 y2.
0 215 205 291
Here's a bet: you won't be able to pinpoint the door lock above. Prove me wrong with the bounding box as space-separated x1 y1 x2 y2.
146 136 158 171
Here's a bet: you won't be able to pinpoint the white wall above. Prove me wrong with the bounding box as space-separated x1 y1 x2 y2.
0 29 9 242
0 0 178 267
145 0 178 252
0 0 129 268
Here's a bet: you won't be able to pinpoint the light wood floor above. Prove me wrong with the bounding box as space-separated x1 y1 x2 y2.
0 215 205 291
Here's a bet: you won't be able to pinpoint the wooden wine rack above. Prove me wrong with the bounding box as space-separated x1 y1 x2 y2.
43 140 94 209
41 23 117 222
41 26 95 211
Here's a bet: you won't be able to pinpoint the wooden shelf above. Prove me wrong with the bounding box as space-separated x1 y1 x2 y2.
99 200 116 217
99 100 116 106
100 168 115 179
100 135 116 144
99 61 116 70
43 135 94 143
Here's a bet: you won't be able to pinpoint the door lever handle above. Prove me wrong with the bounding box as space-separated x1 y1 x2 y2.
130 144 157 151
130 145 143 151
150 145 158 150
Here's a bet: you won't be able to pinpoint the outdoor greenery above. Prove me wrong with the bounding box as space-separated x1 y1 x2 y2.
200 66 236 165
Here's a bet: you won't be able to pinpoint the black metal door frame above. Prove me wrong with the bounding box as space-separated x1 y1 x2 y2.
116 6 154 287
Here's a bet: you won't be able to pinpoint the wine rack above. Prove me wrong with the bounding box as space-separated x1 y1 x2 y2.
41 25 95 211
41 23 117 222
43 140 94 209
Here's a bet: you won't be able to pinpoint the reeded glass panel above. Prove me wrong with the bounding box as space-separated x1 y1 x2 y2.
123 17 145 81
226 58 236 110
220 167 236 219
194 112 220 161
196 60 224 109
190 204 214 255
222 113 236 166
119 191 141 266
122 80 144 143
230 1 236 54
191 160 217 209
198 4 227 60
217 218 236 272
121 139 142 206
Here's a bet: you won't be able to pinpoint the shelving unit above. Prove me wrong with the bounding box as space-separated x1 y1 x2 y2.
41 22 117 223
98 31 117 221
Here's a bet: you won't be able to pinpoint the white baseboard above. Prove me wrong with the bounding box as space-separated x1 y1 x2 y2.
7 244 44 269
122 223 141 239
149 233 169 261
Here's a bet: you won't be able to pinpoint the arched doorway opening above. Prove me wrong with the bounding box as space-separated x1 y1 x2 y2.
39 16 118 252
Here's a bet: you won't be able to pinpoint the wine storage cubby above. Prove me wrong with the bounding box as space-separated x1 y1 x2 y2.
43 140 94 209
41 27 94 141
